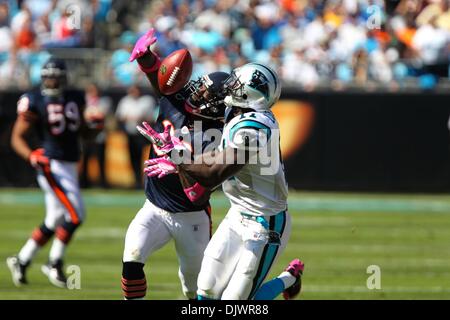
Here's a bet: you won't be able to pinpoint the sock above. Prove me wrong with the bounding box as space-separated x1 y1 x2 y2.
49 222 81 264
49 238 66 264
18 239 40 265
253 278 285 300
18 224 54 264
122 262 147 300
279 271 297 288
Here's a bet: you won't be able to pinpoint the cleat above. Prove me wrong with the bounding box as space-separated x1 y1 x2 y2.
283 259 304 300
41 260 67 288
6 256 28 287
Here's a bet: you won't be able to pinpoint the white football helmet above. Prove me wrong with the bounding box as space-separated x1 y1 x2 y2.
223 63 281 112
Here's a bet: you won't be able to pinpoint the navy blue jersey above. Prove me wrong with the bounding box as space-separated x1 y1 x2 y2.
17 88 85 162
145 90 223 213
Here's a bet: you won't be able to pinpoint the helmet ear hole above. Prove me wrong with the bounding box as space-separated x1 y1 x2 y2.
242 94 247 100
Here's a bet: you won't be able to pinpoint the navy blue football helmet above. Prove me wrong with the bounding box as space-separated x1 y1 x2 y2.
184 71 230 120
41 57 68 97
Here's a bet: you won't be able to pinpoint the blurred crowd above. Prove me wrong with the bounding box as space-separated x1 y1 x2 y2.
80 82 157 189
0 0 449 90
0 0 114 87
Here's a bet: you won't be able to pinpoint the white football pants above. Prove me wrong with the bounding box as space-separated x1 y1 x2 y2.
36 160 85 229
123 199 212 299
197 206 291 300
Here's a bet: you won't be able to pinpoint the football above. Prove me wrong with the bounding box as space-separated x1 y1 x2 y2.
158 48 193 95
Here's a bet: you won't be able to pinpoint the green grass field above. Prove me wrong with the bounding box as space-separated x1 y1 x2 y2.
1 189 450 300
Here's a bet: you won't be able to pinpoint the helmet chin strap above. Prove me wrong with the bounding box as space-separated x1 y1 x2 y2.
224 95 250 109
225 95 269 112
224 95 234 107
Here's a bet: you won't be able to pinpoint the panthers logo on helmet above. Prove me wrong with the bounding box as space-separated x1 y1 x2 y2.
223 63 281 112
248 70 269 101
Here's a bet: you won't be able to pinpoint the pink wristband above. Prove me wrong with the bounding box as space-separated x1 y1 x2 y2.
184 182 206 202
138 55 161 74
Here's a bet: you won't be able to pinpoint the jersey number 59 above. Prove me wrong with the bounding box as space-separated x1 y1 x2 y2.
47 102 80 135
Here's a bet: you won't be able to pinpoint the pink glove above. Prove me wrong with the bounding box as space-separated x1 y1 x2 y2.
136 122 185 154
144 157 177 179
129 29 157 62
129 29 160 73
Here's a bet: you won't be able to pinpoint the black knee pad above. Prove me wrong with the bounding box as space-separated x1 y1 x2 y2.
40 223 55 237
62 221 82 233
32 223 55 246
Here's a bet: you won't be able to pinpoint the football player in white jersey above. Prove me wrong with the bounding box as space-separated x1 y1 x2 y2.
140 63 304 300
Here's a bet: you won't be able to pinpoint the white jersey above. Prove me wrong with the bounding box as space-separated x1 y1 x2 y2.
220 110 288 217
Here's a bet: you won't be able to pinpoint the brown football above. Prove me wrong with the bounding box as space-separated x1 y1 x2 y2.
158 48 193 95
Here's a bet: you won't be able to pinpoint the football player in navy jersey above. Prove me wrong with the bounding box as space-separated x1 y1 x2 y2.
7 57 103 288
120 29 230 300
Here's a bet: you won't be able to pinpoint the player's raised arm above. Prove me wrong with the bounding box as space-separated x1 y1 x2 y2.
129 29 162 97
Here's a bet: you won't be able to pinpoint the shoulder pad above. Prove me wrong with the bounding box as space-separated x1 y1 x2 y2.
228 118 271 150
17 93 35 115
